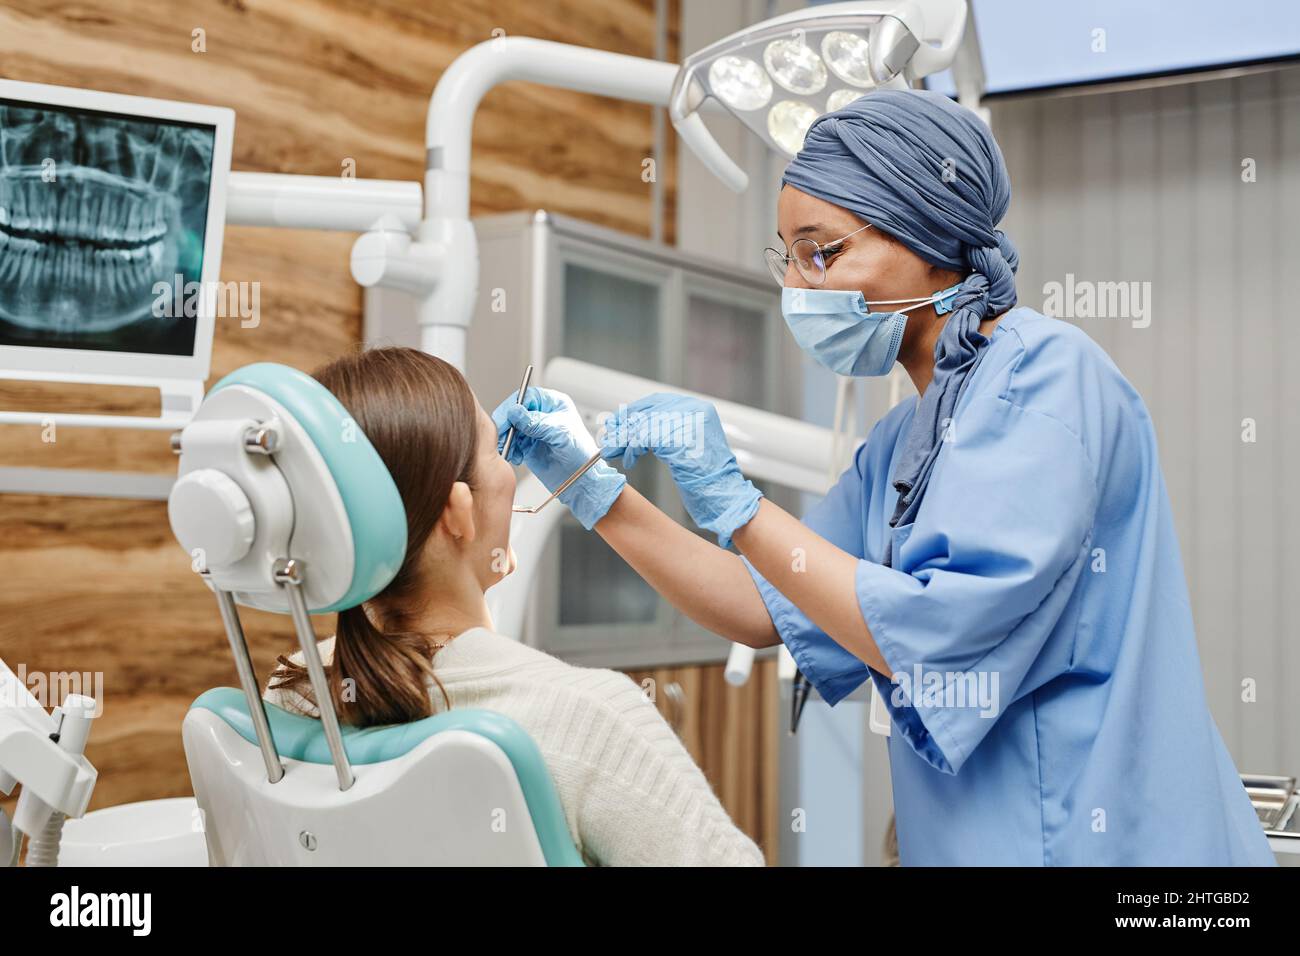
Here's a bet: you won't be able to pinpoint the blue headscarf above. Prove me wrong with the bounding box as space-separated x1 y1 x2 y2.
781 88 1019 566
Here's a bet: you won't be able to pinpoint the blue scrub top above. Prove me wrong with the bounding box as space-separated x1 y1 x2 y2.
745 307 1273 866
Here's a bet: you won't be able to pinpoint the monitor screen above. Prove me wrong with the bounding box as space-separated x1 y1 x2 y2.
0 98 217 357
924 0 1300 97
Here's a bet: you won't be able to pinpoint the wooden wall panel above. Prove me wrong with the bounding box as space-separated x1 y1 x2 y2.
0 0 676 820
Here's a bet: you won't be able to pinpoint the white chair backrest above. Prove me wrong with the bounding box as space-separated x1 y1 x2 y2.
183 712 545 865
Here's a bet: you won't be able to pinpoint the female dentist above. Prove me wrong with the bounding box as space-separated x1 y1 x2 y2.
493 89 1273 866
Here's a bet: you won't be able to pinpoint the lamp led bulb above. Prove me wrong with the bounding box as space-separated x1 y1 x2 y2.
767 100 819 155
763 38 828 96
821 31 875 88
708 55 773 111
827 88 864 112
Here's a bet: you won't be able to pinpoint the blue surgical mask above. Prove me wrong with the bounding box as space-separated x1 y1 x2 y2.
780 284 962 377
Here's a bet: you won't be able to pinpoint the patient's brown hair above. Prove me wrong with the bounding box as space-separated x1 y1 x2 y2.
268 347 478 727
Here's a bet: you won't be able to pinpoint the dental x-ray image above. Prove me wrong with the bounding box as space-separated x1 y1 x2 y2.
0 99 215 355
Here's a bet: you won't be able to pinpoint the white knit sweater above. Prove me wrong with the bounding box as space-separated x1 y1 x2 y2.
263 627 765 867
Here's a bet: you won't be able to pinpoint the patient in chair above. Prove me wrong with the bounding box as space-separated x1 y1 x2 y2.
264 346 764 867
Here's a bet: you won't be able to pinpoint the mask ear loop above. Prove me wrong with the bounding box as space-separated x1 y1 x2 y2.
884 283 965 314
879 282 966 410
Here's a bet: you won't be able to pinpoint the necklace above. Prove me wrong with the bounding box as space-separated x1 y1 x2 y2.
426 632 456 651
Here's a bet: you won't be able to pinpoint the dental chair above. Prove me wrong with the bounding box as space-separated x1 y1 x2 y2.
169 363 583 866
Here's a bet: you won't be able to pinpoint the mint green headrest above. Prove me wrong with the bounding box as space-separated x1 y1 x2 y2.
209 362 407 612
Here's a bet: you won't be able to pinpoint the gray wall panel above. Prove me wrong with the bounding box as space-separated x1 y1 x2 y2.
994 64 1300 777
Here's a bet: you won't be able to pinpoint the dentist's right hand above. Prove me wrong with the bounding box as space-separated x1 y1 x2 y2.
492 386 627 530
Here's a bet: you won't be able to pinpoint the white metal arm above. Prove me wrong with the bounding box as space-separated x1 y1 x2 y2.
348 37 683 370
226 173 422 231
425 37 679 222
545 357 851 497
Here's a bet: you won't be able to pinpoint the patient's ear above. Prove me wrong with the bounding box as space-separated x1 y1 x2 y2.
438 481 478 545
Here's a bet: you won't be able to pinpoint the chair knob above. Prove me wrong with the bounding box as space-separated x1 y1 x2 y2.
168 469 256 570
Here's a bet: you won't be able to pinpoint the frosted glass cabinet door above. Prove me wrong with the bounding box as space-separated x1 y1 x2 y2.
683 293 772 409
676 290 781 603
558 262 663 627
562 263 661 378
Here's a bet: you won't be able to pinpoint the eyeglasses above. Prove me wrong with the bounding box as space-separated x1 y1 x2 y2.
763 222 872 287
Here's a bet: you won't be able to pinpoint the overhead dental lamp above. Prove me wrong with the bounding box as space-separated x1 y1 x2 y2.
669 0 977 191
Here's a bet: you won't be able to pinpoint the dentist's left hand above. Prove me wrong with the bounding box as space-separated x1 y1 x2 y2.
600 393 763 550
492 386 627 530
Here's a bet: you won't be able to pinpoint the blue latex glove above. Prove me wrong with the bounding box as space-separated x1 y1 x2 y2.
599 392 762 549
491 386 627 530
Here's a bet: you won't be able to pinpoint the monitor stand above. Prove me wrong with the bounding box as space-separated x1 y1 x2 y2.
0 370 204 500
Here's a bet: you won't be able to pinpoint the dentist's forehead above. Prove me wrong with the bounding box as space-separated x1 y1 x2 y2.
777 185 862 241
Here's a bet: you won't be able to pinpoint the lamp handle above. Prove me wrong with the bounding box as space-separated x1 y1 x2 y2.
673 112 750 194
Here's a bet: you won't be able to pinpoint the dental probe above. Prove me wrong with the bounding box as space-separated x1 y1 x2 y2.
499 363 533 462
512 449 605 514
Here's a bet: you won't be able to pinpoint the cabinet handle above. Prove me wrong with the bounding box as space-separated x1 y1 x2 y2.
664 681 685 733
